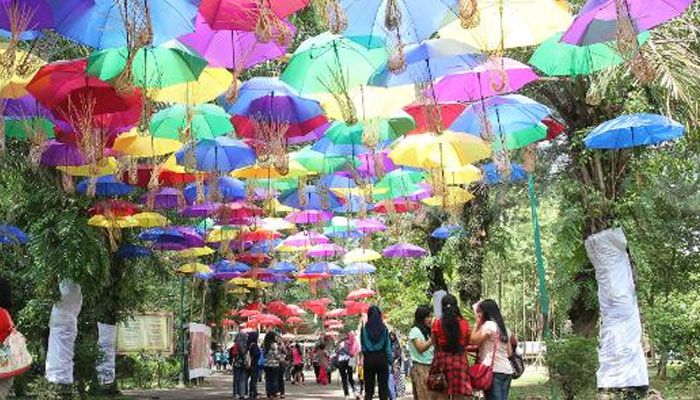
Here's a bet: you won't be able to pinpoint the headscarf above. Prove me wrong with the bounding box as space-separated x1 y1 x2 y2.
365 305 387 343
235 331 248 352
247 331 259 349
345 332 360 356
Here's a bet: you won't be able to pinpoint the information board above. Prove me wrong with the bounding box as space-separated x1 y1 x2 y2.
115 313 174 355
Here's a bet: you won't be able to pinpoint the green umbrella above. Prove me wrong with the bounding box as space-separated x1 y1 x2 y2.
248 178 298 192
529 32 651 76
280 32 386 94
373 169 426 201
326 111 416 146
492 124 548 152
87 43 207 88
4 117 55 139
150 104 233 140
291 146 357 174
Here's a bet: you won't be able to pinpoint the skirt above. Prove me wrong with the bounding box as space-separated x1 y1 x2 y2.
434 351 471 396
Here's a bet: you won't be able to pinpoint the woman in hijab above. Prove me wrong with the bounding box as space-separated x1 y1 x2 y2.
360 305 392 400
247 331 261 400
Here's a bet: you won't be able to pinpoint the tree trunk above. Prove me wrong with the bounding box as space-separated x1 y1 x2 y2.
456 184 492 306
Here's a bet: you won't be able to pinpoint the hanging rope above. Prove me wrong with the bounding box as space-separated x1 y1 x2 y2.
459 0 480 29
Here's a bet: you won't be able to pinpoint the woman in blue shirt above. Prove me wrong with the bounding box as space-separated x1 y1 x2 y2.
361 305 392 400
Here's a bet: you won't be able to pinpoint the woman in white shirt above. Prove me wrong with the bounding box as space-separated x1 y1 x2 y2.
470 299 514 400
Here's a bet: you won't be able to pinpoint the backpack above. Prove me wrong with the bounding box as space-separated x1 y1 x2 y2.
508 335 525 379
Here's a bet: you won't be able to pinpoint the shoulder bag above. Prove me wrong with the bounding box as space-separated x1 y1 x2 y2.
469 330 499 391
426 330 447 392
508 335 525 379
0 309 33 379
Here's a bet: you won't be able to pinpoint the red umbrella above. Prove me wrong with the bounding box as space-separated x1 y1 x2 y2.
226 309 239 316
346 288 376 301
403 102 466 134
239 228 282 242
239 309 260 318
266 300 290 316
252 313 284 327
237 252 272 265
543 118 566 141
217 202 263 224
221 318 237 326
344 300 370 316
323 319 342 326
325 308 348 318
89 200 139 217
373 199 421 214
286 316 304 325
121 164 198 188
200 0 308 32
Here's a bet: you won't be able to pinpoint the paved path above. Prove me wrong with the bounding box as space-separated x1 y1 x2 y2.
123 371 412 400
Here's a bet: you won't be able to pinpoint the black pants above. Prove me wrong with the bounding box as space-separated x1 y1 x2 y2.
265 366 280 397
278 363 286 395
363 352 389 400
339 363 356 396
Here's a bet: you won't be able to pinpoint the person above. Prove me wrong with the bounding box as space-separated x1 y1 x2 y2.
0 278 15 399
311 344 320 383
470 300 514 400
361 305 392 400
357 352 365 398
263 332 284 399
431 294 471 399
291 343 305 385
247 332 261 400
277 337 287 398
317 343 330 385
408 305 434 400
390 332 406 399
335 335 358 400
232 332 249 400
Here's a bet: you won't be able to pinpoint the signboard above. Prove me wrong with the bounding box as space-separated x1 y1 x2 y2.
116 313 174 355
188 323 212 379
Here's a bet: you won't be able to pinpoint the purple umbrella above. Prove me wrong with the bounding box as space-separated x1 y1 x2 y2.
430 58 539 102
179 14 293 70
0 0 54 32
286 121 329 145
354 149 398 178
142 187 185 210
181 202 220 218
285 210 333 225
307 243 347 259
561 0 693 45
3 95 55 119
153 242 189 251
354 218 386 234
154 226 205 249
382 243 428 258
282 231 329 247
211 271 244 280
40 140 84 166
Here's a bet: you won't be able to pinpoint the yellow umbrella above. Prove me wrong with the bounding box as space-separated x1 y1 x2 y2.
309 85 417 122
0 43 44 99
263 198 295 214
206 226 240 242
258 217 296 232
228 287 252 295
245 280 271 289
275 243 307 253
132 212 169 227
343 248 381 264
438 164 482 185
87 215 139 229
112 129 182 157
423 187 475 207
177 263 212 274
57 157 119 177
231 160 312 179
229 277 256 286
177 246 215 258
145 67 234 104
438 0 572 51
389 132 491 169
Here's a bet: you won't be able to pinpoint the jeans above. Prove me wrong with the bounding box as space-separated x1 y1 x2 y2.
249 368 259 400
233 367 248 398
485 373 512 400
265 366 280 397
338 363 356 396
363 352 389 400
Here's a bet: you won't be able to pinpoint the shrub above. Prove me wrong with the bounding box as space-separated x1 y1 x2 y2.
546 336 599 400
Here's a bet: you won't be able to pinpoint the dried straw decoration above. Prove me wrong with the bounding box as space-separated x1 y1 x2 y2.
459 0 480 29
523 143 537 173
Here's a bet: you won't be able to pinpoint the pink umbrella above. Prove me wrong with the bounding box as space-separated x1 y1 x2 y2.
200 0 308 32
285 210 333 225
346 288 375 301
306 243 347 258
286 316 304 325
326 308 348 318
239 309 260 318
430 57 538 102
382 243 428 258
323 319 343 326
344 300 370 316
266 300 290 316
354 218 387 234
283 231 330 247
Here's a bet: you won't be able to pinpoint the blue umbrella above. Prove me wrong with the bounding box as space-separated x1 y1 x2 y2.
76 175 134 197
175 137 256 173
279 185 343 211
305 261 343 276
51 0 199 48
138 227 184 242
324 228 365 239
183 176 246 204
430 224 462 239
115 244 153 259
341 0 461 48
584 113 685 149
212 260 251 273
481 162 528 185
333 194 371 214
250 239 282 254
312 136 369 157
0 225 29 245
343 262 376 275
270 261 297 274
370 38 484 87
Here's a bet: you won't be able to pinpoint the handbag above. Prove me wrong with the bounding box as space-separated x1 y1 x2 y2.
0 309 33 379
469 329 500 391
426 349 447 392
508 336 525 379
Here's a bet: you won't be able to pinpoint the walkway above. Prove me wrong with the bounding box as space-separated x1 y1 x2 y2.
123 371 412 400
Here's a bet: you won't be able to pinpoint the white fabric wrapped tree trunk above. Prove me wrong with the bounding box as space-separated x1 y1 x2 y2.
45 280 83 385
585 228 649 389
96 323 116 385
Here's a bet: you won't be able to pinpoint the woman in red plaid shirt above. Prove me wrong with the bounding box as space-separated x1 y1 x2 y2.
431 294 472 399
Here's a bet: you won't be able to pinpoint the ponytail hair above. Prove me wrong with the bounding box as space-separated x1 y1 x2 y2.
440 294 463 353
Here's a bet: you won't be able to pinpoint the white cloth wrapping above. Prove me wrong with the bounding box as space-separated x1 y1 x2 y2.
45 280 83 384
96 323 116 385
585 228 649 389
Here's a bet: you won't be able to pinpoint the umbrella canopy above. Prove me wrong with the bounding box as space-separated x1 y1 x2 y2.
389 132 491 169
115 244 153 258
183 177 247 204
213 260 251 273
281 32 386 94
423 186 474 207
199 0 308 31
439 164 482 185
175 137 256 173
431 224 462 239
346 288 375 301
0 0 55 32
382 243 427 258
529 32 651 76
145 67 234 104
112 130 183 157
403 103 466 134
310 85 417 122
342 262 376 275
216 202 263 224
354 218 387 233
39 141 84 166
560 0 692 45
178 262 213 274
0 225 29 245
282 231 329 247
431 57 538 102
481 162 528 185
583 113 685 149
76 175 134 197
307 243 347 258
343 248 381 264
285 210 333 225
141 187 185 209
278 185 343 211
52 0 200 48
150 104 233 140
89 199 138 217
372 199 420 214
438 0 573 51
270 260 297 274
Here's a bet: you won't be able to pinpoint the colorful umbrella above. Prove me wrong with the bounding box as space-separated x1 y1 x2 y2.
199 0 308 31
342 262 376 275
372 199 421 214
178 262 213 274
583 113 685 149
215 202 263 224
183 176 246 204
270 260 297 274
431 224 462 239
560 0 692 45
0 224 29 245
431 57 538 102
141 187 185 209
354 218 387 233
278 185 343 211
76 175 134 197
0 0 54 33
423 186 474 207
132 212 169 227
285 210 333 225
403 102 466 134
307 243 347 258
145 67 234 104
112 130 183 157
310 85 417 121
439 164 482 185
388 132 491 169
481 162 528 185
343 248 381 264
115 244 153 259
282 231 329 247
213 259 251 273
175 137 256 173
346 288 375 301
39 141 84 166
382 243 427 258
